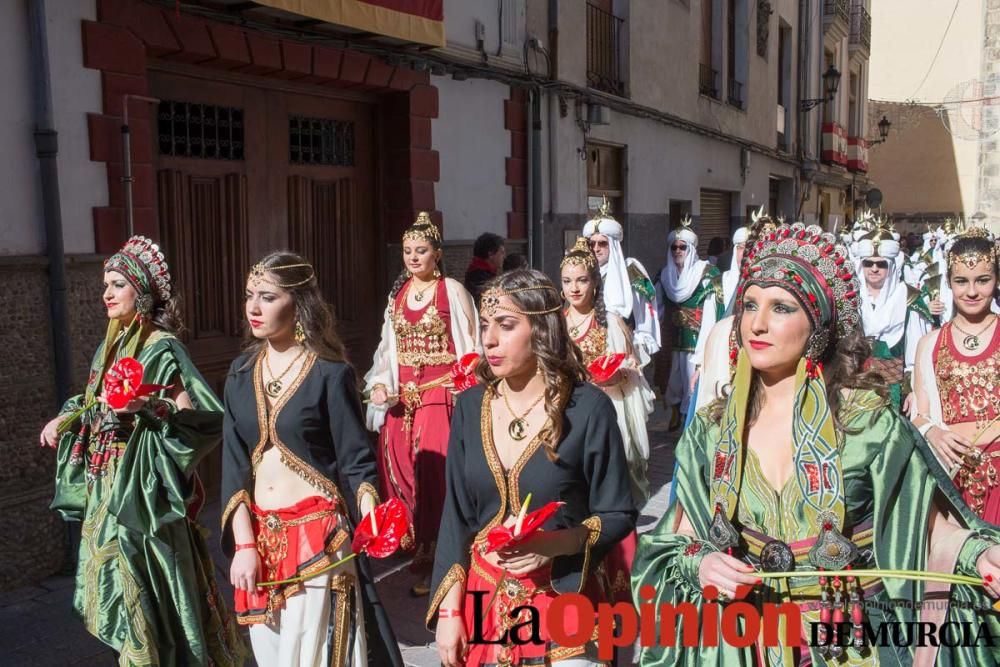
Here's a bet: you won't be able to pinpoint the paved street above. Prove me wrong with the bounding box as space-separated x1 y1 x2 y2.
0 403 678 666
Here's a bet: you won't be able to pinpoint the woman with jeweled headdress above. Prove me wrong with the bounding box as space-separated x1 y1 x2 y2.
428 269 636 667
221 252 402 666
363 213 480 595
39 236 246 665
561 237 654 609
633 223 1000 665
912 228 1000 524
560 236 654 505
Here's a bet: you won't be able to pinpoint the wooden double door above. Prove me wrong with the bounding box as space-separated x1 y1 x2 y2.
151 70 381 497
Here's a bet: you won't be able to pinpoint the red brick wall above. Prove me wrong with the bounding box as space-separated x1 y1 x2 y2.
83 0 439 253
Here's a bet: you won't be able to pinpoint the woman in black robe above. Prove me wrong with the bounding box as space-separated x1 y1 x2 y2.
428 269 637 666
221 252 402 667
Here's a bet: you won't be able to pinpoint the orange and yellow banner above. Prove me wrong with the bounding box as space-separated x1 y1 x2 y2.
256 0 445 47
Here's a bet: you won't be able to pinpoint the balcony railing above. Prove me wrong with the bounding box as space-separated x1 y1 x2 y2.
728 78 744 109
850 5 871 51
824 0 849 23
699 63 719 98
587 2 626 97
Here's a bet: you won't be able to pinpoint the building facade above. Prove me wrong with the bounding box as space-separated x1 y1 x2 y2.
867 0 998 234
3 0 872 588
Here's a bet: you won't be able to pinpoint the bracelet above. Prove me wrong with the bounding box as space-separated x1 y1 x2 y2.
437 608 462 618
234 543 256 552
917 421 937 437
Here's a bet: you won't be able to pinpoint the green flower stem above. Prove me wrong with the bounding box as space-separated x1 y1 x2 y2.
258 552 358 588
56 399 98 434
757 569 982 587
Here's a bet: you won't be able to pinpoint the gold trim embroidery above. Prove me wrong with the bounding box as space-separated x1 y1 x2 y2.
474 386 552 544
250 353 348 505
356 481 381 513
576 515 602 594
425 563 467 628
221 490 251 531
330 573 355 667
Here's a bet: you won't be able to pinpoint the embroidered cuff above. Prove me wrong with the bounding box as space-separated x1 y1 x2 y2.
574 516 602 593
137 397 178 428
956 533 1000 578
425 563 466 629
677 538 719 591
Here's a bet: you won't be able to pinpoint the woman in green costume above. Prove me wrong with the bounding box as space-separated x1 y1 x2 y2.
39 236 245 666
633 222 1000 666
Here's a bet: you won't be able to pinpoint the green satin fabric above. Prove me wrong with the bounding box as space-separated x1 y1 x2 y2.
51 330 246 666
632 390 1000 666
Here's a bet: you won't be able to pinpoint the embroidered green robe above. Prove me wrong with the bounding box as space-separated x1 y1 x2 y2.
51 330 246 666
633 390 1000 666
667 265 724 352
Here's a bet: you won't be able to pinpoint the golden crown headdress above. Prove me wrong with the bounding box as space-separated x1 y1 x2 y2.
560 236 598 271
402 211 442 244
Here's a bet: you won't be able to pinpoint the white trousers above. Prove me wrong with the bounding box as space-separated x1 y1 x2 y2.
249 560 368 667
664 350 695 414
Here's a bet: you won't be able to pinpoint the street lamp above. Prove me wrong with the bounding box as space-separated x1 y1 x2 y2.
869 115 892 145
800 65 842 112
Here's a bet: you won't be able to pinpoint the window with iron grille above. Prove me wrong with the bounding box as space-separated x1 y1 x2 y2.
289 116 355 166
157 100 244 160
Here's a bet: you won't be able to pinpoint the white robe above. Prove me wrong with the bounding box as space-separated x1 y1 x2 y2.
603 315 656 504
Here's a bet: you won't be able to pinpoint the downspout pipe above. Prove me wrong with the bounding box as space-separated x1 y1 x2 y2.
529 87 543 269
27 0 71 405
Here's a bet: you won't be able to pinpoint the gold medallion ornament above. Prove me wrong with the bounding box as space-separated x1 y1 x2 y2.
500 380 545 441
264 347 306 398
410 278 438 303
952 315 997 352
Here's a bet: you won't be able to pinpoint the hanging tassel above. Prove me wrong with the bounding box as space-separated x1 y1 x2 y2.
830 580 845 658
818 569 831 654
847 564 865 649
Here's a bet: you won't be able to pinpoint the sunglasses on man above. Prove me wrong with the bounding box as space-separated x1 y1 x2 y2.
671 244 687 252
861 259 889 270
588 239 610 249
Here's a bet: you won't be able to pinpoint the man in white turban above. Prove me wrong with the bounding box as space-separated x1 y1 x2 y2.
653 216 723 428
582 200 661 365
856 223 939 409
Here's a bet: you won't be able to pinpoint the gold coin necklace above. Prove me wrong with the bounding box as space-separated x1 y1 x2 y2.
952 315 997 352
410 277 438 303
567 310 594 338
264 347 306 398
501 380 546 441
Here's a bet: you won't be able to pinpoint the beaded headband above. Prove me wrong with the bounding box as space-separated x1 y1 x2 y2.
480 285 563 318
402 212 442 245
738 222 861 341
104 236 172 315
948 226 999 270
248 262 316 289
560 237 598 271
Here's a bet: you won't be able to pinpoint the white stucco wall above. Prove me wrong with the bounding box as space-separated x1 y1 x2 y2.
0 0 104 256
0 1 44 255
432 75 511 240
50 0 105 255
547 106 796 216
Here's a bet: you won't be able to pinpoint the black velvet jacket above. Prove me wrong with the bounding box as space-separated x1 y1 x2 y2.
427 381 638 626
221 350 403 667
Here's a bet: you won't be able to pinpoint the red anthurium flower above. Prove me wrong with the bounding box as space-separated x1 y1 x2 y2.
102 357 172 410
450 352 481 392
587 353 626 384
485 495 565 554
352 497 411 558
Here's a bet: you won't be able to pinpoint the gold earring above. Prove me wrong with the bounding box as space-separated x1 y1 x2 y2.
294 320 306 344
433 267 441 279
